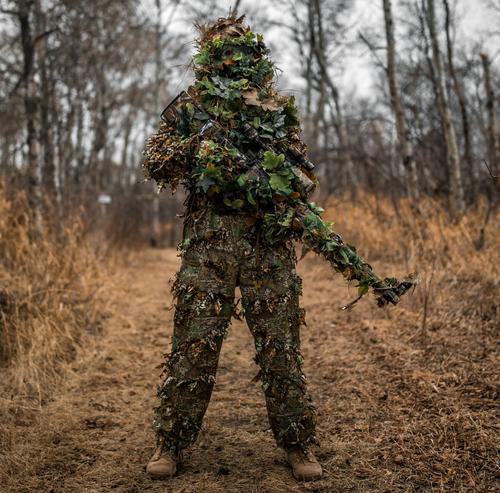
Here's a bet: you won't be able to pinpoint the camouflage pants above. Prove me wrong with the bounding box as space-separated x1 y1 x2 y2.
153 210 318 454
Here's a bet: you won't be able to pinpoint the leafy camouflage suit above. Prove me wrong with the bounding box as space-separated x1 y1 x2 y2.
145 14 410 458
143 15 321 456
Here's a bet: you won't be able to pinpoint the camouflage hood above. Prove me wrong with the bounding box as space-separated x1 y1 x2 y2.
193 14 274 85
189 14 303 151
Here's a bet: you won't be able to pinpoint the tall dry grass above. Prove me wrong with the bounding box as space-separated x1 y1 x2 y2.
326 192 499 323
0 185 108 403
326 192 499 388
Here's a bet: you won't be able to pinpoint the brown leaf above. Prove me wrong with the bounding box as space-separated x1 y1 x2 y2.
261 100 279 111
242 89 260 106
242 89 280 112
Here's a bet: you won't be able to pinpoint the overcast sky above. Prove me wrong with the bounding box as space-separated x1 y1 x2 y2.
156 0 499 101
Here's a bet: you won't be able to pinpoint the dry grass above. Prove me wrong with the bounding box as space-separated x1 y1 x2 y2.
0 192 498 492
0 186 109 401
330 192 499 325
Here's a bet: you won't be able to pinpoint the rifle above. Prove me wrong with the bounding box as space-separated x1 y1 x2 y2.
161 91 415 307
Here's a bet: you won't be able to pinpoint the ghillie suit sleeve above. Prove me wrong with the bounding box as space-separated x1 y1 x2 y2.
282 202 413 307
143 13 414 308
143 120 199 193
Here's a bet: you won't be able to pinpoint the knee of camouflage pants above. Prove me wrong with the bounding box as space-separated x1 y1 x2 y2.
240 242 319 452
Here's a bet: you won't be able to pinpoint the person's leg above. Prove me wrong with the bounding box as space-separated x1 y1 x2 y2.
152 236 238 459
239 242 318 453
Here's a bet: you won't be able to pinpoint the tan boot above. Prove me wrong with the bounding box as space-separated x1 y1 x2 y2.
146 442 179 479
286 448 322 482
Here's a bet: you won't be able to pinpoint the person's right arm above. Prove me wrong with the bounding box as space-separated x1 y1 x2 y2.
143 121 198 193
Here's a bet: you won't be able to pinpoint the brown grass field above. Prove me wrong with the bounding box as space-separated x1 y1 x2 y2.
0 194 498 492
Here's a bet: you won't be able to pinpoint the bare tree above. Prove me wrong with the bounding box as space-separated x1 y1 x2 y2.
151 0 164 245
425 0 465 217
309 0 357 190
480 52 499 188
443 0 473 195
0 0 496 236
9 0 42 215
382 0 418 200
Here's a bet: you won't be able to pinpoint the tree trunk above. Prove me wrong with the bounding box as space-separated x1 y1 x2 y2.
151 0 163 245
311 0 357 191
120 113 132 188
443 0 474 199
75 90 85 191
36 3 56 202
480 52 499 190
426 0 465 217
382 0 418 201
19 0 41 217
305 0 314 116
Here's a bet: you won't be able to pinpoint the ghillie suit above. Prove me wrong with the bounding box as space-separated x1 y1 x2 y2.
143 13 413 456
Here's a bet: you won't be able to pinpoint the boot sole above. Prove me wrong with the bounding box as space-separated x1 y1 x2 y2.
292 472 323 482
147 470 177 480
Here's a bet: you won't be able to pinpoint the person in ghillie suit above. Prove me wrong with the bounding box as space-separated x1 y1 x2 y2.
143 12 413 482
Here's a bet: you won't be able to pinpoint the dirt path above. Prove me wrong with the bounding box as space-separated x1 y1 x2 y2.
6 248 497 492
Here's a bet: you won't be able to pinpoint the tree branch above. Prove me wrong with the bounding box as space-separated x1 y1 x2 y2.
358 31 388 73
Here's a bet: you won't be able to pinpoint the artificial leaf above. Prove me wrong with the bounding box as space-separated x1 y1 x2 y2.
269 173 291 195
242 89 280 112
261 99 279 111
261 151 285 171
242 88 260 106
236 174 247 187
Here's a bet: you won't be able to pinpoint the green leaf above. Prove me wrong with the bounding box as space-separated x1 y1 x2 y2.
236 174 247 187
247 191 256 205
223 197 244 209
261 151 285 171
307 202 325 215
340 249 351 265
273 113 286 127
260 123 274 133
193 51 210 65
228 147 239 158
277 209 295 227
197 177 215 193
212 38 224 48
194 111 210 121
269 173 291 194
325 241 335 252
357 284 369 296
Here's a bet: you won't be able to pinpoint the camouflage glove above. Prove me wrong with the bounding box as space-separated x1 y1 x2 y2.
372 277 415 307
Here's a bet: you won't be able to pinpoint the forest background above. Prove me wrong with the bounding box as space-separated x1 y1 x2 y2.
0 1 498 492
